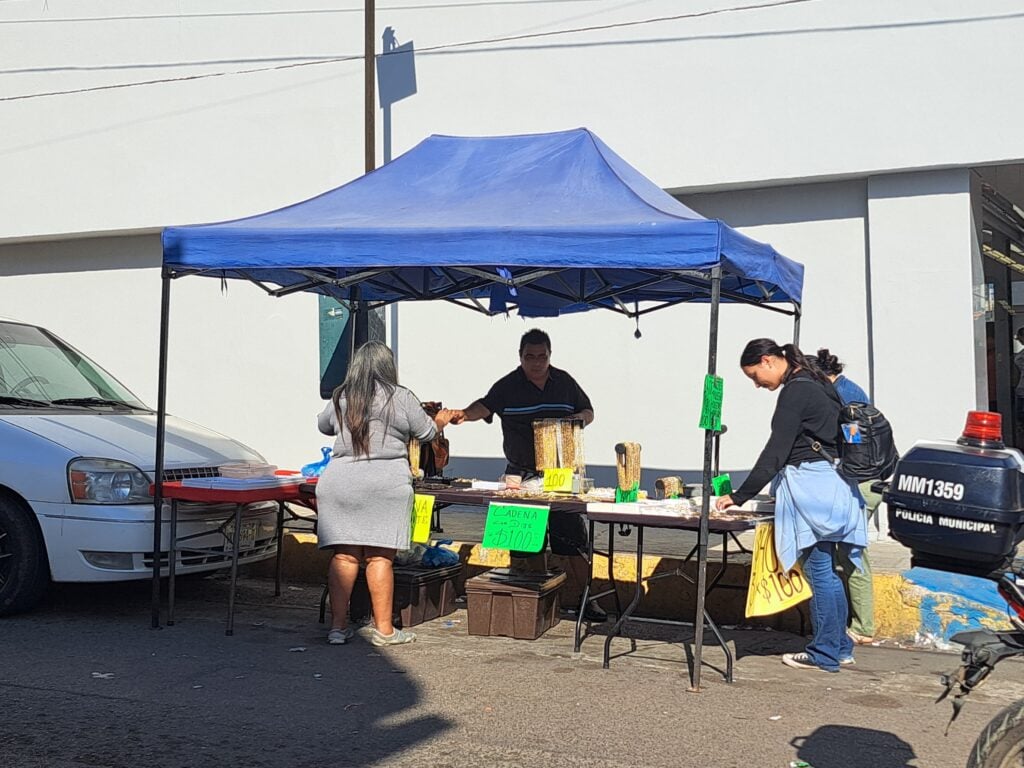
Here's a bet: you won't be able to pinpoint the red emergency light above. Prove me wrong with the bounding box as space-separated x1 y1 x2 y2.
959 410 1004 448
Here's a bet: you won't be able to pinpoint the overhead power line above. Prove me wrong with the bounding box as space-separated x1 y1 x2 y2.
0 55 363 102
0 0 819 103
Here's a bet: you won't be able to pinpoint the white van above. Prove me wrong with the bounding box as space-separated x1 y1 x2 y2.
0 319 280 615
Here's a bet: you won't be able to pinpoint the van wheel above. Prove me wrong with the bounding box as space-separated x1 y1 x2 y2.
0 496 50 616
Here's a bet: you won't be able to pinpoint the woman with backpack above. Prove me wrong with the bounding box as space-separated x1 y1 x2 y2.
715 338 867 672
816 348 880 646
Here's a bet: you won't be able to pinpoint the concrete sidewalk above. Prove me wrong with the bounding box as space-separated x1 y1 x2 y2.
258 505 1013 648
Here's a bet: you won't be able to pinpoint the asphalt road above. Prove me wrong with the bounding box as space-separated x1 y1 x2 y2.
3 573 1023 768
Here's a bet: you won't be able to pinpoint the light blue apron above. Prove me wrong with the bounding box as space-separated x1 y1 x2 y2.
772 461 867 572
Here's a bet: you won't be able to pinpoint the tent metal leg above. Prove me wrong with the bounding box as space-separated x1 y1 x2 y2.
691 265 722 691
792 305 801 346
151 271 172 629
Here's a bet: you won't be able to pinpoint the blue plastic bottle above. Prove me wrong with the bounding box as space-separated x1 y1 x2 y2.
301 446 332 478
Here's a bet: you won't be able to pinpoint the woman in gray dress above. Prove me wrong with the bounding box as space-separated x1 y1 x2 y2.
317 341 456 646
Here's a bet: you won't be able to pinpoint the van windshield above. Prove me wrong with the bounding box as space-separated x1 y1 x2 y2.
0 322 149 410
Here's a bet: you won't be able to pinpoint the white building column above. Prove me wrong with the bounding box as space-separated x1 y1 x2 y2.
868 170 984 442
867 170 985 539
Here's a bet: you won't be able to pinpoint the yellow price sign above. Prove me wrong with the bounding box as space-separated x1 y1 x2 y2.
542 467 574 492
411 494 434 544
745 522 812 618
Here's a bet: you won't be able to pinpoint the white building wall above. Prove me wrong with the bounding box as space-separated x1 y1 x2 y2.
4 1 1024 240
867 169 985 444
0 171 984 485
0 236 325 469
397 180 870 485
0 2 1002 482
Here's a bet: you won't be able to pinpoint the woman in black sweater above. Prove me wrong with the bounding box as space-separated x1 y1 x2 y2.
716 338 866 672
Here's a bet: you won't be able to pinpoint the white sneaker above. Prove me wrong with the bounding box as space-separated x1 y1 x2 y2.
370 627 416 647
327 627 355 645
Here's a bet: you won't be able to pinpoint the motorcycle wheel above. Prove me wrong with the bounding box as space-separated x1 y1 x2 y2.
969 699 1024 768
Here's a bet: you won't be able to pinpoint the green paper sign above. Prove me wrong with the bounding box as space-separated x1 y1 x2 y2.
711 474 732 496
482 503 550 553
699 374 724 432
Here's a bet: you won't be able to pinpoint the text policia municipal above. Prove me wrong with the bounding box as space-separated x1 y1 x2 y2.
893 508 997 535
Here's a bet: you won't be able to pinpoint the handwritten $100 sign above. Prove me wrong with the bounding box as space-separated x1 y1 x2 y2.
482 503 550 553
745 522 812 618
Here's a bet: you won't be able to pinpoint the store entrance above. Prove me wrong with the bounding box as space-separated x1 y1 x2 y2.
980 178 1024 447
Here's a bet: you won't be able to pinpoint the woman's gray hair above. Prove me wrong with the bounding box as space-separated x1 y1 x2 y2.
331 340 399 458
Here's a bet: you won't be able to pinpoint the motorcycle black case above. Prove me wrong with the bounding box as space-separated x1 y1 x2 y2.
884 441 1024 577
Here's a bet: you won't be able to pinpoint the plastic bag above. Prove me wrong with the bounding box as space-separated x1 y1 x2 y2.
520 476 544 493
301 446 332 478
395 544 427 566
421 538 460 567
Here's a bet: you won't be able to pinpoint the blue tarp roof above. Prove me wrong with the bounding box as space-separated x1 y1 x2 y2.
162 128 803 316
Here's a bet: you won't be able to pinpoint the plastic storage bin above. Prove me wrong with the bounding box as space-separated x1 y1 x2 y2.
465 568 566 640
885 440 1024 576
350 563 463 628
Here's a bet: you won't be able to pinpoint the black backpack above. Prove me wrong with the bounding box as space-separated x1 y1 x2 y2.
793 377 899 482
835 401 899 482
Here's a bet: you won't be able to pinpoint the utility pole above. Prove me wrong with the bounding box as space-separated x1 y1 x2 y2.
365 0 375 174
355 0 375 346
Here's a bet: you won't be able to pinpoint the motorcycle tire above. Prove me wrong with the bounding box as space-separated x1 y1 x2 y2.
968 698 1024 768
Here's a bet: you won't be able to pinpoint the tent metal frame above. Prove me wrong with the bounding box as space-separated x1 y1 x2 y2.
150 261 800 692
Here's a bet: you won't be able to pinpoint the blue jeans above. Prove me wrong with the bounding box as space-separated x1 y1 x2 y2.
801 541 854 671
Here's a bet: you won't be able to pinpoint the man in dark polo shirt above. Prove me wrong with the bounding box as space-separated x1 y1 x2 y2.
452 328 605 622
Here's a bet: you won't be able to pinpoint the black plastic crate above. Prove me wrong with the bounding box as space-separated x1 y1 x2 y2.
350 563 463 628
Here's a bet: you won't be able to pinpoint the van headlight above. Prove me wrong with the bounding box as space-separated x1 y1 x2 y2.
68 459 153 504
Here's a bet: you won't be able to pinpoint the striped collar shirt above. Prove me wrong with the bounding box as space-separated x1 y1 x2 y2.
477 365 593 473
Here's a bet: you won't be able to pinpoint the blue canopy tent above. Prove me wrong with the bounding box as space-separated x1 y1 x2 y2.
155 128 804 689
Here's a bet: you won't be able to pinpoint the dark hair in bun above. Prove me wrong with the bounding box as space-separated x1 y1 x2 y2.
739 338 832 385
815 348 844 376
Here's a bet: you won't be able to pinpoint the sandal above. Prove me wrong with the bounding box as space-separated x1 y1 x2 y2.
848 630 874 645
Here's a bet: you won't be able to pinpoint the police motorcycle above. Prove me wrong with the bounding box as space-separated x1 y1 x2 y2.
879 411 1024 768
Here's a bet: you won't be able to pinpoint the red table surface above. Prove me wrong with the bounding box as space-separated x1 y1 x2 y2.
152 472 310 504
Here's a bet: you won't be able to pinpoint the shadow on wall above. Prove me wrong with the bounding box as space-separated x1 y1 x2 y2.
680 180 868 228
377 26 417 165
0 233 162 276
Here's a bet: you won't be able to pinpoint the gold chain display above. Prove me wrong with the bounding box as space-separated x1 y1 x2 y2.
614 442 642 491
655 475 683 499
408 437 423 479
532 418 586 474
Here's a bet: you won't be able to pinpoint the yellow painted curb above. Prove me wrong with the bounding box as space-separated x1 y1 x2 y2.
249 532 999 642
872 573 921 640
